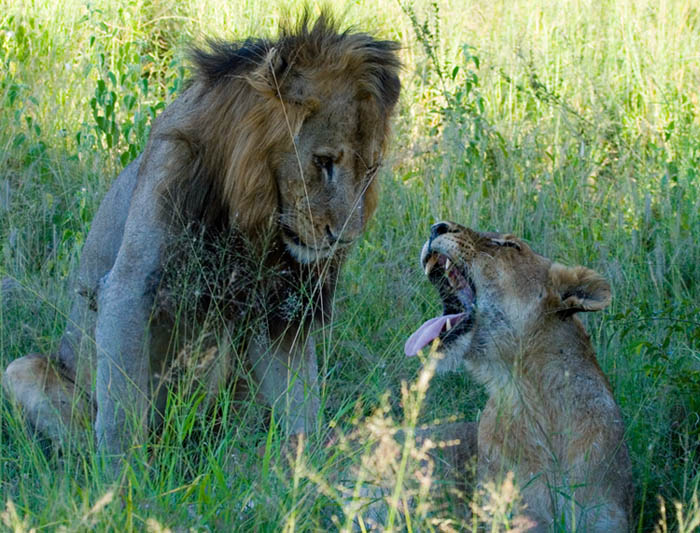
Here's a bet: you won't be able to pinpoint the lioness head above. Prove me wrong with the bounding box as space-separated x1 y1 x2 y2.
405 221 611 374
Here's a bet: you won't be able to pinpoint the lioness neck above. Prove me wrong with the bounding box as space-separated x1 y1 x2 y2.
478 315 609 427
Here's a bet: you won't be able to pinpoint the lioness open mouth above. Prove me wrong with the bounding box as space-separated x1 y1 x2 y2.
405 252 476 356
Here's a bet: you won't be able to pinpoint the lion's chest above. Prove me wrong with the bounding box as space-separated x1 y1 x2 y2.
157 232 333 328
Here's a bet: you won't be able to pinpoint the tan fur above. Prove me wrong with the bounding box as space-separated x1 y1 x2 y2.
2 354 91 445
418 222 632 531
2 13 400 460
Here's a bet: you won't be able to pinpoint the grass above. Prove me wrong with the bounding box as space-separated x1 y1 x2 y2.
1 0 699 530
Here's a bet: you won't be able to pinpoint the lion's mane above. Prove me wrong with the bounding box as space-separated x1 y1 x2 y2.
159 12 401 236
149 12 401 328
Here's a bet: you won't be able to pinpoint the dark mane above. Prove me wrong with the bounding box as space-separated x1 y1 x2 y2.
190 38 271 85
188 11 400 110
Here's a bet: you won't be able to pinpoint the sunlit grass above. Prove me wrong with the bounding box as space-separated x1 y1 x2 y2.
1 0 699 530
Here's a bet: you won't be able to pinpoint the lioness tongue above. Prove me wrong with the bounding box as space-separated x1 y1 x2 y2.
404 313 467 357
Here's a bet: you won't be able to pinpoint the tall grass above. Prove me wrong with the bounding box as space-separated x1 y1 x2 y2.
1 0 698 530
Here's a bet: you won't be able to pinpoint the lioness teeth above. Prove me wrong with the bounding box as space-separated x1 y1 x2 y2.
445 267 458 288
425 255 438 276
445 258 451 270
446 317 452 330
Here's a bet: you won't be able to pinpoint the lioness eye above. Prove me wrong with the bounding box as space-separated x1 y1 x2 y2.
491 239 521 251
313 155 334 181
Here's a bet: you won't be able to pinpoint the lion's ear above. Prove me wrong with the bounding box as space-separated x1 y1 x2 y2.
246 46 289 96
549 263 611 315
246 47 317 111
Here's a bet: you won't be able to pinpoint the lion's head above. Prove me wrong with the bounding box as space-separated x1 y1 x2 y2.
162 12 400 264
405 221 611 375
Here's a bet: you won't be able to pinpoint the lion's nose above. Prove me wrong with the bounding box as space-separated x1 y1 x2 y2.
326 225 338 245
430 221 451 240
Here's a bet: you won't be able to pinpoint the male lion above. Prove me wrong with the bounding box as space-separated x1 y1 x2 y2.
2 14 400 461
405 222 633 531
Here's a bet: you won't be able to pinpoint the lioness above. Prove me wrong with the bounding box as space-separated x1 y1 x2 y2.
405 222 632 531
2 14 400 462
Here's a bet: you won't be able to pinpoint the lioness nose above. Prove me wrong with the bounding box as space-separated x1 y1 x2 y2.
430 222 450 240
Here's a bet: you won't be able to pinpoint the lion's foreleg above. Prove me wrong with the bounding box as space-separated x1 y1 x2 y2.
248 331 320 436
95 278 153 460
93 186 166 462
56 292 98 394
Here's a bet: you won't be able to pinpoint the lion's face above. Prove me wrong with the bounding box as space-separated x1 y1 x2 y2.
405 221 611 374
274 89 377 264
180 17 400 266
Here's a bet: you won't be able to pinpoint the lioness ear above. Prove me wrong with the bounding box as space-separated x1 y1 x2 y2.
549 263 611 315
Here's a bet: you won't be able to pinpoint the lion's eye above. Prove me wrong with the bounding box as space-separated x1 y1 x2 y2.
313 155 334 181
363 162 380 185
